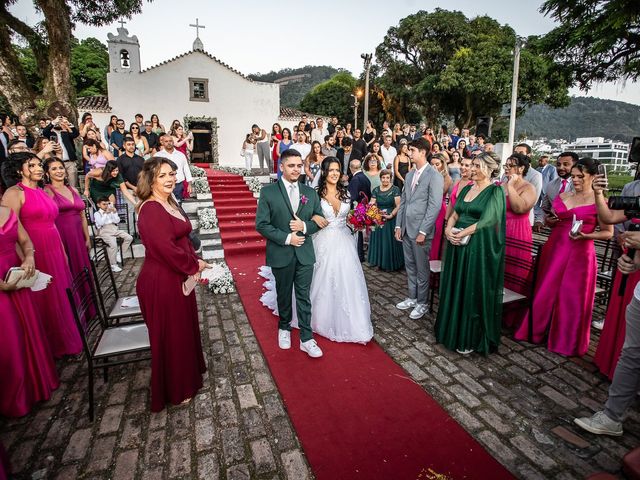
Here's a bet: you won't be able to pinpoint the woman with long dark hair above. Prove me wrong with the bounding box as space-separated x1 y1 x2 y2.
261 157 373 343
83 160 137 205
304 140 325 186
270 123 283 171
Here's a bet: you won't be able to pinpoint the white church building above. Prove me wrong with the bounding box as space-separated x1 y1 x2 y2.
78 25 286 166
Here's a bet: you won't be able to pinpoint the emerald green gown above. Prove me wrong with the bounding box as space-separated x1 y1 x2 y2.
368 186 404 271
435 184 506 355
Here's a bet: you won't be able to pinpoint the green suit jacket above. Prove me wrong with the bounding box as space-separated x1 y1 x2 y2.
255 180 323 268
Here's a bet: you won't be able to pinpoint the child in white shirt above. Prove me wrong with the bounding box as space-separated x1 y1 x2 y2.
94 197 133 272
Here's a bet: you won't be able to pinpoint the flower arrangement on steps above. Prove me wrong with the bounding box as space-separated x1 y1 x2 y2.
216 166 253 177
193 177 211 199
190 165 207 178
197 208 218 233
199 262 235 294
245 177 262 197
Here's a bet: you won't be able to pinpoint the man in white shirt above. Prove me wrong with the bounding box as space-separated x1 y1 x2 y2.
291 131 311 162
380 134 397 169
311 118 328 144
155 134 193 200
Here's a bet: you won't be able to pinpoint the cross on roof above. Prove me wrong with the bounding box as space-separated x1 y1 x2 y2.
189 18 206 38
118 18 126 29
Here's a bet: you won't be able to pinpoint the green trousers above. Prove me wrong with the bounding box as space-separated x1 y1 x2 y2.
271 258 314 342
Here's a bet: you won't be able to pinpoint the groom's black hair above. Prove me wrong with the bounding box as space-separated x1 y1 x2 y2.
409 137 431 153
281 149 302 162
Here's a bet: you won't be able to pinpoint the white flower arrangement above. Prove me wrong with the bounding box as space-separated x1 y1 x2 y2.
190 165 207 177
193 177 211 194
200 262 235 294
197 208 218 230
217 166 253 176
246 177 263 194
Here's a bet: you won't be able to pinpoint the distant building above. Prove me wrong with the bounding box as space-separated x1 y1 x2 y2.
564 137 630 172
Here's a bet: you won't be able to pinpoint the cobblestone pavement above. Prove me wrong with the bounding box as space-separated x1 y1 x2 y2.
1 259 637 479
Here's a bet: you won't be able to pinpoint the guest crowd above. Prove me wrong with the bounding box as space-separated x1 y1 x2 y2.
1 109 640 443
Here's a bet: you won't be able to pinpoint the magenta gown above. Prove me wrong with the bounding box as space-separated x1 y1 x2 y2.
0 210 59 417
136 202 206 412
503 196 534 328
18 183 82 358
429 196 448 261
515 196 598 356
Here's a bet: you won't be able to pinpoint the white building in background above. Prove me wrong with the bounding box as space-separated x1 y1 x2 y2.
78 26 281 167
564 137 631 172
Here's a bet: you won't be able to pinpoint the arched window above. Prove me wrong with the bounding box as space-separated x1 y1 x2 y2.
120 49 130 68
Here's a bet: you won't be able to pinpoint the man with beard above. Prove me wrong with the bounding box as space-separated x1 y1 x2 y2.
539 151 578 229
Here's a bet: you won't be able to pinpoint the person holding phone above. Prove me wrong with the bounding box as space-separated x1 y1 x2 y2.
538 152 579 229
515 157 613 356
42 115 80 187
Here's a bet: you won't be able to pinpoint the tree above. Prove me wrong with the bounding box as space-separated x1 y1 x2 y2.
539 0 640 90
299 72 359 123
374 9 571 132
0 0 148 125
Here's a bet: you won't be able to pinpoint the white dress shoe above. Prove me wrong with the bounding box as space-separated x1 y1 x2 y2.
409 303 428 319
300 339 323 358
278 329 291 350
396 298 417 310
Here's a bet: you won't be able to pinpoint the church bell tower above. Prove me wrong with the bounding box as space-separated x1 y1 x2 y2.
107 23 141 74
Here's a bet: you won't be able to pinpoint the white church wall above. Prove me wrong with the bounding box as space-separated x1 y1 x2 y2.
106 51 279 166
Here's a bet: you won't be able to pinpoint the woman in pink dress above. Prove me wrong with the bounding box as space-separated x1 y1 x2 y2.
135 157 208 411
44 158 91 278
429 153 452 261
515 158 613 356
447 157 474 217
502 153 537 328
592 180 640 379
0 152 82 358
0 206 59 417
271 123 283 172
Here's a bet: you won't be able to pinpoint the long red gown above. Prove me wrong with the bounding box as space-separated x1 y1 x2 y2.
0 210 59 417
136 201 206 412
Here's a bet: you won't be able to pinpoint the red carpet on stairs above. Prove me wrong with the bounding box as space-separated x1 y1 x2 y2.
209 170 514 480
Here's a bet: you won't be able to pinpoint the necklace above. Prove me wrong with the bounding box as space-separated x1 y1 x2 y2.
153 196 179 215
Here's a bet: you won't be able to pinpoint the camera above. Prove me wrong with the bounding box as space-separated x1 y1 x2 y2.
608 196 640 219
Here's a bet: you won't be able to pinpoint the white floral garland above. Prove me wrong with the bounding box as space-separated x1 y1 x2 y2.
190 165 207 178
246 177 262 194
193 177 211 194
200 262 235 294
217 166 253 176
197 208 218 229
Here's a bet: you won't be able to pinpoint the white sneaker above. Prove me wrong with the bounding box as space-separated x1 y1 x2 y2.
110 264 122 273
409 303 428 319
574 411 623 436
592 319 605 331
396 298 417 310
300 339 323 358
278 329 291 350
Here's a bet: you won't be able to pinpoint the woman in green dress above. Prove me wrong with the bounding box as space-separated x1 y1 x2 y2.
368 170 404 271
435 152 506 356
83 160 138 206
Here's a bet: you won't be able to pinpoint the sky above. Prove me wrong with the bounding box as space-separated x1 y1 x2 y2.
9 0 640 106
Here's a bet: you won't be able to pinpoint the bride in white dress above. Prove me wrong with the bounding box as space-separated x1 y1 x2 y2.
260 157 373 344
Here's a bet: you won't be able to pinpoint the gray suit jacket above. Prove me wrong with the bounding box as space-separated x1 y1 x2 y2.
395 165 444 239
540 176 575 213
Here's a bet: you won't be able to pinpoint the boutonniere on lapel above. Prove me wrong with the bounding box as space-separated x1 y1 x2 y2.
300 194 308 205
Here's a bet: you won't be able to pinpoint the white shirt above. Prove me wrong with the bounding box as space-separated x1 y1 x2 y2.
54 130 70 161
94 209 121 229
311 127 327 144
380 145 397 167
281 178 306 245
524 168 543 226
155 148 193 183
291 143 311 161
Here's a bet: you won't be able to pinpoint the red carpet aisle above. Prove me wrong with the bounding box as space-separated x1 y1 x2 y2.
208 170 514 480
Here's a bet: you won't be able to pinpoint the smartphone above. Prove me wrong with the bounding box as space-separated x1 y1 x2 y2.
49 135 57 143
597 164 607 179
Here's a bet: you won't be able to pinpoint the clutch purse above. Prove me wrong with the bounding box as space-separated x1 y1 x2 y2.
570 214 584 237
4 267 39 289
182 274 199 296
451 227 471 246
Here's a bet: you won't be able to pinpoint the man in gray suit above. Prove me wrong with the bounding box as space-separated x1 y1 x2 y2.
394 138 444 319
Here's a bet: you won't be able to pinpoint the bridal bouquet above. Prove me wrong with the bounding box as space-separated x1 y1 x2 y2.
346 197 385 234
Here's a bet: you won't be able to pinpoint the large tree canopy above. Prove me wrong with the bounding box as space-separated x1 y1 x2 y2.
0 0 147 124
299 72 359 123
374 9 571 129
539 0 640 89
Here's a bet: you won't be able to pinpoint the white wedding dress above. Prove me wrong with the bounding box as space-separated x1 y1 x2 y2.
259 199 373 344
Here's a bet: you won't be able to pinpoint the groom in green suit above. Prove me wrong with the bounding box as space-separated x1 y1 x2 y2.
256 149 327 358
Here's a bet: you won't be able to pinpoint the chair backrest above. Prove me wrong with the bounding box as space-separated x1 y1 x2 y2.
504 237 540 295
90 245 120 319
66 267 106 359
114 201 130 235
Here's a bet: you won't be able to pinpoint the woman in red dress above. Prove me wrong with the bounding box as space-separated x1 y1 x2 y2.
270 123 283 172
135 157 209 411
